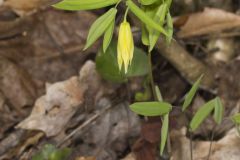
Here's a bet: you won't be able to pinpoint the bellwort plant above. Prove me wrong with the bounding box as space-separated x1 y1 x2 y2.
52 0 226 159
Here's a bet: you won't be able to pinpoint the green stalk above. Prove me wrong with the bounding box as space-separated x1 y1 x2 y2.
148 52 157 100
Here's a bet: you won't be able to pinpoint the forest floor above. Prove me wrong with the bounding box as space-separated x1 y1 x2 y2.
0 0 240 160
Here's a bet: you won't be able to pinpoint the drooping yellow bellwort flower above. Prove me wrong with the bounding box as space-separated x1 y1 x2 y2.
117 20 134 73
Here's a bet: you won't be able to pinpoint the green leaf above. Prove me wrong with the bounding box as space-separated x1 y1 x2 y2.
155 85 163 102
166 0 172 8
166 12 173 43
96 40 149 82
130 101 172 116
140 5 158 46
231 113 240 124
32 144 71 160
127 0 168 36
160 114 169 155
182 75 203 111
141 23 150 46
96 40 126 83
140 0 158 5
49 148 71 160
53 0 119 11
190 99 215 131
126 47 149 77
103 18 115 52
214 97 224 124
32 144 56 160
84 8 117 50
148 3 168 52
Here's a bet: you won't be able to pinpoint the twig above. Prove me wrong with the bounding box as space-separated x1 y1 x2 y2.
156 37 216 92
57 104 115 147
0 130 25 155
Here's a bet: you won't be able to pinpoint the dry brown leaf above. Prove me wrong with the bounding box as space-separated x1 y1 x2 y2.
16 76 84 137
75 157 96 160
177 8 240 38
121 153 136 160
141 118 161 143
171 128 240 160
16 61 103 137
0 56 36 108
3 0 60 16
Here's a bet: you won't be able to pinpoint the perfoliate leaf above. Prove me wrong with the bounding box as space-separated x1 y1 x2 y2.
126 47 149 77
182 75 203 111
214 97 224 124
231 113 240 124
103 18 115 52
53 0 119 11
84 8 117 50
148 3 168 52
160 114 169 156
127 0 168 36
96 40 149 82
130 101 172 116
96 40 126 83
140 0 158 5
190 99 215 131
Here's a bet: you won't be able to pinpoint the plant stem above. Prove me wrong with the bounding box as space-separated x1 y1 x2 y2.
148 52 172 159
207 126 216 160
189 131 193 160
148 52 157 100
167 134 172 156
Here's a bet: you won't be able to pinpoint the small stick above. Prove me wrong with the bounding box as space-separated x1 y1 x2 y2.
57 104 114 147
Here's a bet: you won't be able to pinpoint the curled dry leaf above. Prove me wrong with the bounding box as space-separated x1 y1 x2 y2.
16 61 102 137
177 8 240 38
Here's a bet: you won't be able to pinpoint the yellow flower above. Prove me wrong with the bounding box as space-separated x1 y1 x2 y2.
117 20 134 73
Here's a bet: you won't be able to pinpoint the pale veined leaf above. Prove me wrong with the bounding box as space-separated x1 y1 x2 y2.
231 113 240 124
155 85 163 102
53 0 119 11
160 114 169 155
141 23 150 46
140 0 158 5
182 75 203 111
166 12 173 43
190 99 215 131
84 8 117 50
103 18 115 53
213 97 224 124
130 101 172 116
148 3 168 52
126 0 168 36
